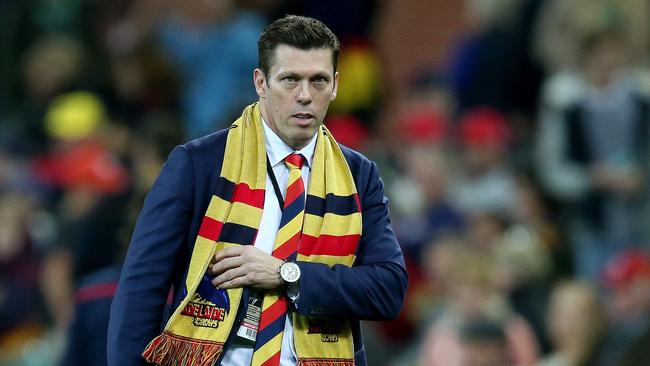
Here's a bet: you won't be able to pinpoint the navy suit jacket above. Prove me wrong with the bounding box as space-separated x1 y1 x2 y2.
107 129 408 365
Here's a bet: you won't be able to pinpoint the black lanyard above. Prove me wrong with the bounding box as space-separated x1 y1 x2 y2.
266 156 284 209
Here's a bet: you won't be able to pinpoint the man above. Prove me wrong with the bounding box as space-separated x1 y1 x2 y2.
458 319 510 366
108 15 407 366
536 29 650 283
598 250 650 366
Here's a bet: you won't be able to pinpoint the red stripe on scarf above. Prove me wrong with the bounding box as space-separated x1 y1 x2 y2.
198 216 224 241
232 182 265 209
298 234 360 256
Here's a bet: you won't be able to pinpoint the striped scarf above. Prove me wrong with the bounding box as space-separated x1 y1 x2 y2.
142 103 361 366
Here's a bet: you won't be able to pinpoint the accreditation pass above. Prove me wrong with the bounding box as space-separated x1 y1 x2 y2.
236 293 262 342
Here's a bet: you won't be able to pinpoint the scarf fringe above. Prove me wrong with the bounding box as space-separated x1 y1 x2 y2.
298 358 355 366
142 331 223 366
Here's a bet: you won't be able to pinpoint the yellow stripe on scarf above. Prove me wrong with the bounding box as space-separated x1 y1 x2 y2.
303 212 362 237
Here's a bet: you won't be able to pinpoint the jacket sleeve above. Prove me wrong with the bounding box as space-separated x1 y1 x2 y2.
107 146 194 365
294 161 408 320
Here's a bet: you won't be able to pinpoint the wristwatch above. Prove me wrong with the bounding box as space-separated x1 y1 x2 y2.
279 261 301 302
279 261 301 285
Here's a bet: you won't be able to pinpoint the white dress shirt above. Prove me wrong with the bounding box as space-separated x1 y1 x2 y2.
219 120 317 366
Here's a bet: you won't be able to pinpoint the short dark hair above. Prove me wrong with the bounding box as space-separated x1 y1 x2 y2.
258 15 340 76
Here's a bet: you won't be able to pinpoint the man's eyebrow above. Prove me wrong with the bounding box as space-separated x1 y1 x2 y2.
310 72 331 80
276 71 332 80
277 71 301 78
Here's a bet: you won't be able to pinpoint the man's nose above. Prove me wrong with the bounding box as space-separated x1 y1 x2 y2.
296 81 312 104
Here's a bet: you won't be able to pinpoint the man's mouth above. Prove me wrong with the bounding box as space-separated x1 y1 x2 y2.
292 112 314 120
291 113 315 126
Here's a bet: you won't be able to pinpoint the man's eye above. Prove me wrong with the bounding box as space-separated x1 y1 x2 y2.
313 77 328 84
282 77 298 83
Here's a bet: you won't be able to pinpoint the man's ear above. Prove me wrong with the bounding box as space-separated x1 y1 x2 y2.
254 68 267 98
330 71 339 101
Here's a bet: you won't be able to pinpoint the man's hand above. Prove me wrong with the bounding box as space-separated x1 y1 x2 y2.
208 246 284 290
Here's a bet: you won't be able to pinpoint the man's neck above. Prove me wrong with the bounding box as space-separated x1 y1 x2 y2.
261 117 317 168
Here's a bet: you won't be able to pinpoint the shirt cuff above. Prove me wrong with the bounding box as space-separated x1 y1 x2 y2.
286 283 300 308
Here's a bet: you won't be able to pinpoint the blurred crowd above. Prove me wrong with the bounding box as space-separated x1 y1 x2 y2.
1 0 650 365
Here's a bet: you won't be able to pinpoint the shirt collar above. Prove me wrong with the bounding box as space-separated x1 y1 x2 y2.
262 118 317 169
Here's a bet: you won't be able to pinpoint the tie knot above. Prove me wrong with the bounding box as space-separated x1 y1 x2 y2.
285 153 305 170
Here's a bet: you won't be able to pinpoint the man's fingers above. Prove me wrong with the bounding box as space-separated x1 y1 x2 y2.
207 246 283 289
209 256 243 275
213 246 245 262
211 267 246 288
215 277 246 290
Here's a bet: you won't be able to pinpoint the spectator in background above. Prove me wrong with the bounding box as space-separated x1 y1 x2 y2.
60 101 183 366
0 192 49 362
458 318 511 366
0 0 97 114
107 0 265 139
60 266 121 366
533 0 650 73
382 106 464 351
1 34 85 157
415 235 468 325
536 29 650 282
104 42 180 132
538 281 607 366
447 0 525 113
495 176 558 351
456 172 554 353
34 91 131 333
509 176 564 275
418 247 540 366
450 106 516 218
493 224 553 351
597 250 650 366
391 106 463 258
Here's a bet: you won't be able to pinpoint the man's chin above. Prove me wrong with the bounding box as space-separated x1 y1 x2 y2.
287 130 318 149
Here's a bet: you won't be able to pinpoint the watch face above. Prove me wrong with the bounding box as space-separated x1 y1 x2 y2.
281 262 301 283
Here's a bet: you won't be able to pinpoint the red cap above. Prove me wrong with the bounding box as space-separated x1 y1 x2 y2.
458 107 511 147
33 140 129 194
399 107 448 144
602 249 650 289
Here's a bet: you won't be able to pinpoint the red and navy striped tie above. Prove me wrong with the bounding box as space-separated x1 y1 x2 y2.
251 153 305 366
